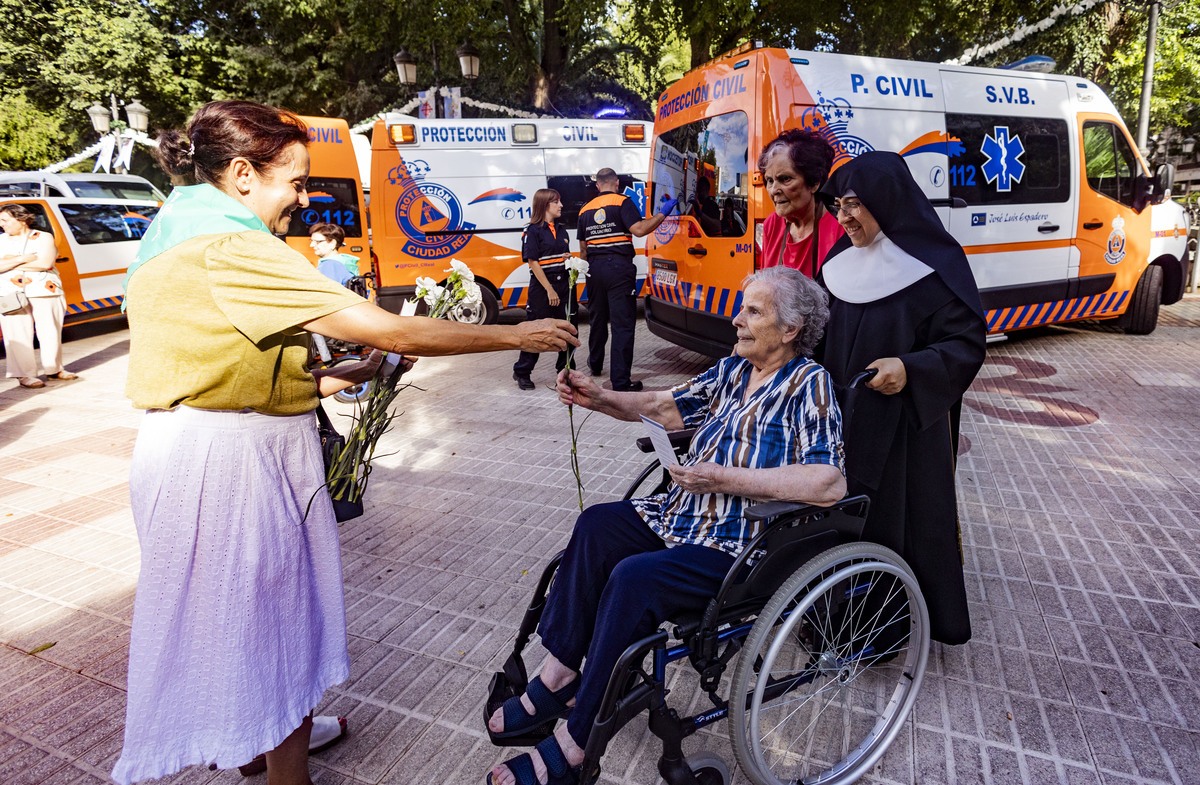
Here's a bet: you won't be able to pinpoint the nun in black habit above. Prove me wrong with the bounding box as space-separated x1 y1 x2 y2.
816 152 986 645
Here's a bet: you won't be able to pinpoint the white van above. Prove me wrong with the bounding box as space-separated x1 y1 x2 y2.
368 116 653 321
1149 197 1192 304
0 172 166 202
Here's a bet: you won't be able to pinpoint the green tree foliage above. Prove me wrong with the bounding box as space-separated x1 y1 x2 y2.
0 95 72 170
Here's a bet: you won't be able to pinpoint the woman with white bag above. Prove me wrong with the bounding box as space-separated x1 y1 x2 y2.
0 204 78 388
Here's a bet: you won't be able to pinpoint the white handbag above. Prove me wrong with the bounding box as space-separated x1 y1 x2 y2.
0 290 29 315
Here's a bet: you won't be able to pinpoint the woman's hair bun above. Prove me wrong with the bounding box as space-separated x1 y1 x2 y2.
154 129 195 181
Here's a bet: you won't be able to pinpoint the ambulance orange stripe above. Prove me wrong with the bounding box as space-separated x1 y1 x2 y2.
963 239 1073 255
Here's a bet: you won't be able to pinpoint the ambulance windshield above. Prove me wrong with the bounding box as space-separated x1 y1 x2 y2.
651 111 749 237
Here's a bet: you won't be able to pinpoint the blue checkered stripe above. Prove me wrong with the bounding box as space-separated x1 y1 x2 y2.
632 355 845 558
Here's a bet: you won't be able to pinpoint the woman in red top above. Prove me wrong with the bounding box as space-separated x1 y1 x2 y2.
759 129 843 277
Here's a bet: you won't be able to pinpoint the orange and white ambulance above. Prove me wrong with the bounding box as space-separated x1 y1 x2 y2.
368 115 652 321
644 43 1178 356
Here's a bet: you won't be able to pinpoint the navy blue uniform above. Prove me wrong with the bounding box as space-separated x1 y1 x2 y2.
514 220 576 378
577 192 642 388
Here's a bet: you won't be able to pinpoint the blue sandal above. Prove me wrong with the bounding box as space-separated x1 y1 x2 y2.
491 676 578 740
487 734 581 785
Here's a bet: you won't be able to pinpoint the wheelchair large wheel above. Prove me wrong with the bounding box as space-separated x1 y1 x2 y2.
730 542 929 785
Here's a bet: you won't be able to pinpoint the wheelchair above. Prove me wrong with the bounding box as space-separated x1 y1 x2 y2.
486 429 930 785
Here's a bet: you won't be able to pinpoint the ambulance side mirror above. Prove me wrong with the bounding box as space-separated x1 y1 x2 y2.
1152 163 1175 205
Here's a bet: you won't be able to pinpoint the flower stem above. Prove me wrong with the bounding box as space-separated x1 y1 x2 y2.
565 272 584 511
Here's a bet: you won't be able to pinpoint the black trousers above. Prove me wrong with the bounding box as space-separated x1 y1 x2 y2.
584 256 637 387
514 267 577 377
537 501 734 747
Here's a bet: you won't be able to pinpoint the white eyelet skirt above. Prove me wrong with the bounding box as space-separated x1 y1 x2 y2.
112 407 350 784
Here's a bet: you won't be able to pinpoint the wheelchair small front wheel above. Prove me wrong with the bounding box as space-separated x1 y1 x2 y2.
329 356 374 404
730 542 930 785
659 751 729 785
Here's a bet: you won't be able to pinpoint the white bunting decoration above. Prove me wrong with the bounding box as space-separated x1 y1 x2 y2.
944 0 1108 66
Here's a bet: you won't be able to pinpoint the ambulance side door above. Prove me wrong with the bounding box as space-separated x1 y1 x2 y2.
1076 117 1151 300
943 112 1074 297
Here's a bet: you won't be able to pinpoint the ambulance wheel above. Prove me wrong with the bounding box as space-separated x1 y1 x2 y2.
449 286 499 324
1124 264 1162 335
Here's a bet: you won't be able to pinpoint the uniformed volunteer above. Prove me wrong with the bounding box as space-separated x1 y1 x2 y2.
513 189 576 389
577 168 676 391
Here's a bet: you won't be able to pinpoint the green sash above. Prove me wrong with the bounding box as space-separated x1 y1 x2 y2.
123 184 271 309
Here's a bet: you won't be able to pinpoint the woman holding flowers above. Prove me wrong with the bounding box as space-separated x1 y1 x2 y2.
513 189 576 389
114 100 577 785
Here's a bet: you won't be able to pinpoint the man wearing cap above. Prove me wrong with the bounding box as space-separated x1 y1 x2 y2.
577 168 677 391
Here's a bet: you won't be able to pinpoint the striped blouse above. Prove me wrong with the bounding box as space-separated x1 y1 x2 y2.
632 354 845 558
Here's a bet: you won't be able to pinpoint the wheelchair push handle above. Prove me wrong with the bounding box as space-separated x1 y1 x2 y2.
848 367 879 388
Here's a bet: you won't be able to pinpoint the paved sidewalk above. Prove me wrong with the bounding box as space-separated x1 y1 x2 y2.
1 299 1199 785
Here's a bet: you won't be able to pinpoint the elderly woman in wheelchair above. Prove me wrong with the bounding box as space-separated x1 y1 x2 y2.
483 266 930 785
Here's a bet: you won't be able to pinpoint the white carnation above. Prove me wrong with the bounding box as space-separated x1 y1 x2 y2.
565 257 589 278
414 276 438 298
446 259 475 282
460 279 483 306
422 284 446 309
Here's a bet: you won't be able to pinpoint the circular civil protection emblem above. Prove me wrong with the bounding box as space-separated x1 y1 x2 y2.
1104 216 1126 265
395 179 472 259
654 216 679 244
594 208 606 224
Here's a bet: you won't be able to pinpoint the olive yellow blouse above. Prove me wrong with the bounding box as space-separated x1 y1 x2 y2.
125 231 364 415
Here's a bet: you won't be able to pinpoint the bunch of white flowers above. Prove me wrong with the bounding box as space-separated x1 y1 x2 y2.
409 259 483 320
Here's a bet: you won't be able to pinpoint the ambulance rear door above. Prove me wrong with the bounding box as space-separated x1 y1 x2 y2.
383 119 547 312
287 116 369 269
541 120 653 296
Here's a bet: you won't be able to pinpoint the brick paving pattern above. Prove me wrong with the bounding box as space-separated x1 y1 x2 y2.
1 298 1198 785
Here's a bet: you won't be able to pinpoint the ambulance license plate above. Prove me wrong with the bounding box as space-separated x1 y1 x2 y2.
655 269 677 286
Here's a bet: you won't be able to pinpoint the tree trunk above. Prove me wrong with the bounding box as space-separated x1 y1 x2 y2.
531 0 566 110
690 29 712 69
531 69 553 110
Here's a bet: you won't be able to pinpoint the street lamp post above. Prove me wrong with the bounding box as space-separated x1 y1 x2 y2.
85 95 150 174
393 40 480 118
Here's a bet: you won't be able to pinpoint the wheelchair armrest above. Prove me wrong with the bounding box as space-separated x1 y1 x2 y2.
634 427 697 454
745 494 871 523
744 500 823 522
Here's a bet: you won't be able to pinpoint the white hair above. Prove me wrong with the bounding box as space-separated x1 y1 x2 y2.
742 266 829 357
